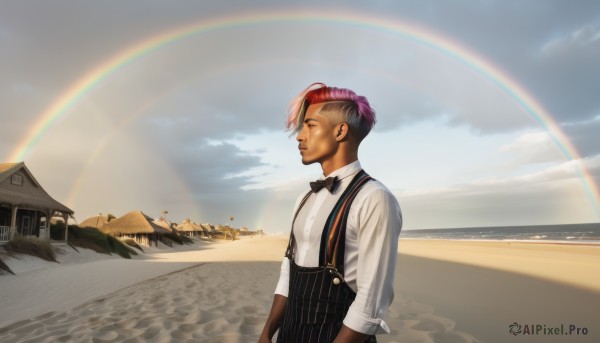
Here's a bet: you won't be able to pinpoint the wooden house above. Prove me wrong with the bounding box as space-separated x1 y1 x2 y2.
0 162 73 243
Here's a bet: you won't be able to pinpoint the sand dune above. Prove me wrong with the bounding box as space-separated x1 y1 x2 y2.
1 236 598 342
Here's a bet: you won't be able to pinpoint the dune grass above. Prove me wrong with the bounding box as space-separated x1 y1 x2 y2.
69 226 136 259
0 256 15 275
161 230 195 246
179 233 194 245
4 235 57 262
123 238 144 253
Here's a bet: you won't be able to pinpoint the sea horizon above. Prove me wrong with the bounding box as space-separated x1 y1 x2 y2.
400 222 600 243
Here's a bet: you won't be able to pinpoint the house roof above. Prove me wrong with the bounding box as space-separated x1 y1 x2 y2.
100 211 171 235
153 218 174 231
79 215 109 229
200 223 214 231
176 218 204 232
0 162 74 215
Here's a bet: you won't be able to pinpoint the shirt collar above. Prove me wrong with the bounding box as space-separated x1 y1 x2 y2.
321 160 362 181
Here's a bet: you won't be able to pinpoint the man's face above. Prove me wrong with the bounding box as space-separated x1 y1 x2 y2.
296 103 339 165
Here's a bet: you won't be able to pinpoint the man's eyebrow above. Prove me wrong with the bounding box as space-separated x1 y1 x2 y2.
304 118 319 123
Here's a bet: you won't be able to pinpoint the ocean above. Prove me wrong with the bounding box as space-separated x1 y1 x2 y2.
400 223 600 243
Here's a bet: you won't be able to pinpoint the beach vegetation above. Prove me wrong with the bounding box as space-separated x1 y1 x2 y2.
179 233 194 244
161 229 194 246
49 222 67 241
4 234 58 262
69 225 136 259
0 256 16 275
123 238 144 253
163 232 183 245
107 234 137 258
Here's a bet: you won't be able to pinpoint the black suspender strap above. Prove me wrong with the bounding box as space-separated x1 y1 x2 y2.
284 190 313 261
319 170 372 272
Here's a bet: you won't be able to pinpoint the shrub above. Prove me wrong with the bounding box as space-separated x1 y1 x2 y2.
68 226 111 255
69 226 136 259
4 235 57 262
123 238 144 253
164 232 183 245
180 234 194 245
0 257 15 275
106 235 134 259
49 223 66 241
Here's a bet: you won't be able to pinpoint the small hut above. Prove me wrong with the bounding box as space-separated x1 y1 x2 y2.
0 162 73 243
100 211 170 247
153 217 173 231
201 223 215 238
176 218 204 237
79 215 109 230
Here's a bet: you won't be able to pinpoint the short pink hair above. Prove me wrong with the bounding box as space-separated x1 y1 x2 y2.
286 83 376 142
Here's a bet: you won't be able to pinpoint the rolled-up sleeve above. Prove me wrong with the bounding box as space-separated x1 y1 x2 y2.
274 257 290 297
343 187 402 335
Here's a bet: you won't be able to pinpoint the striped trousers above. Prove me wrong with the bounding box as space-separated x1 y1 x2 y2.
277 260 376 343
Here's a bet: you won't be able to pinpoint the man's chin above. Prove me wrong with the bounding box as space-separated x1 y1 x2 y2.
301 157 316 165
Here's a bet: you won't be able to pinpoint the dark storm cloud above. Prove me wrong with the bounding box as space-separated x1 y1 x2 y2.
151 141 271 227
4 0 599 140
563 118 600 157
394 0 600 124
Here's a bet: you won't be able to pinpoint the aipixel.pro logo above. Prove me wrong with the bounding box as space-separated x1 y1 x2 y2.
509 322 588 336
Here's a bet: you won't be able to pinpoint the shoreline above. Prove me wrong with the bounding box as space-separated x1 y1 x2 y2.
400 237 600 246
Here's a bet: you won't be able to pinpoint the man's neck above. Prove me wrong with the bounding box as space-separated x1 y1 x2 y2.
321 156 358 177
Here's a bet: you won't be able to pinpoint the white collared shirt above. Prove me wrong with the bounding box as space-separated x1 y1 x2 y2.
275 160 402 335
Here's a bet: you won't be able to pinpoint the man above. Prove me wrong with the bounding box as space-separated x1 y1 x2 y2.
259 83 402 343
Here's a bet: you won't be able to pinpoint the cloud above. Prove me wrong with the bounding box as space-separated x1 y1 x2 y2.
562 116 600 157
3 2 600 231
541 25 600 55
497 117 600 163
398 156 600 229
499 131 563 164
527 23 600 123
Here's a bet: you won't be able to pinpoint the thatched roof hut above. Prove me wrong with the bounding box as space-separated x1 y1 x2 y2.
176 218 203 232
101 211 170 235
79 215 109 229
153 217 177 231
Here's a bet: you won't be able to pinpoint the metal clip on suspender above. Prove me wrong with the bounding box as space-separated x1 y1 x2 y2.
325 264 344 286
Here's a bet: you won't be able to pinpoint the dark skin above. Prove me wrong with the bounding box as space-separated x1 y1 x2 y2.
258 294 287 342
258 103 371 343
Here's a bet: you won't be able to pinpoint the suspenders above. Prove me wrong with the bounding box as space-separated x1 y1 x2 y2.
285 190 313 262
319 170 372 271
285 170 373 276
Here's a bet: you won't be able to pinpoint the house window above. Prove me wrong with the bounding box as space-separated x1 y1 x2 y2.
11 174 23 186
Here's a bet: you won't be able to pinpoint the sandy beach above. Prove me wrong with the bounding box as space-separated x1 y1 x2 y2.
1 236 599 342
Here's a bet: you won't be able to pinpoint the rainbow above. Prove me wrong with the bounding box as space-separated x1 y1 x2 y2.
8 9 600 216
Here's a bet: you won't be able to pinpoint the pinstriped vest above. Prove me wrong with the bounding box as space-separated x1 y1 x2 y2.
278 170 376 343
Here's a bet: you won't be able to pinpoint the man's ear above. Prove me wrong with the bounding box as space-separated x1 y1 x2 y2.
335 123 349 142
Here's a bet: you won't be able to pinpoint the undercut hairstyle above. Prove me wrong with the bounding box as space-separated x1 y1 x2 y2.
286 82 376 143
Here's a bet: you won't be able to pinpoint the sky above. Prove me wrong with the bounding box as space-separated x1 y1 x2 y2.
1 1 600 233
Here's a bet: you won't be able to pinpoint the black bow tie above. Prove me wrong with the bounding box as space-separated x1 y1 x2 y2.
310 176 338 193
